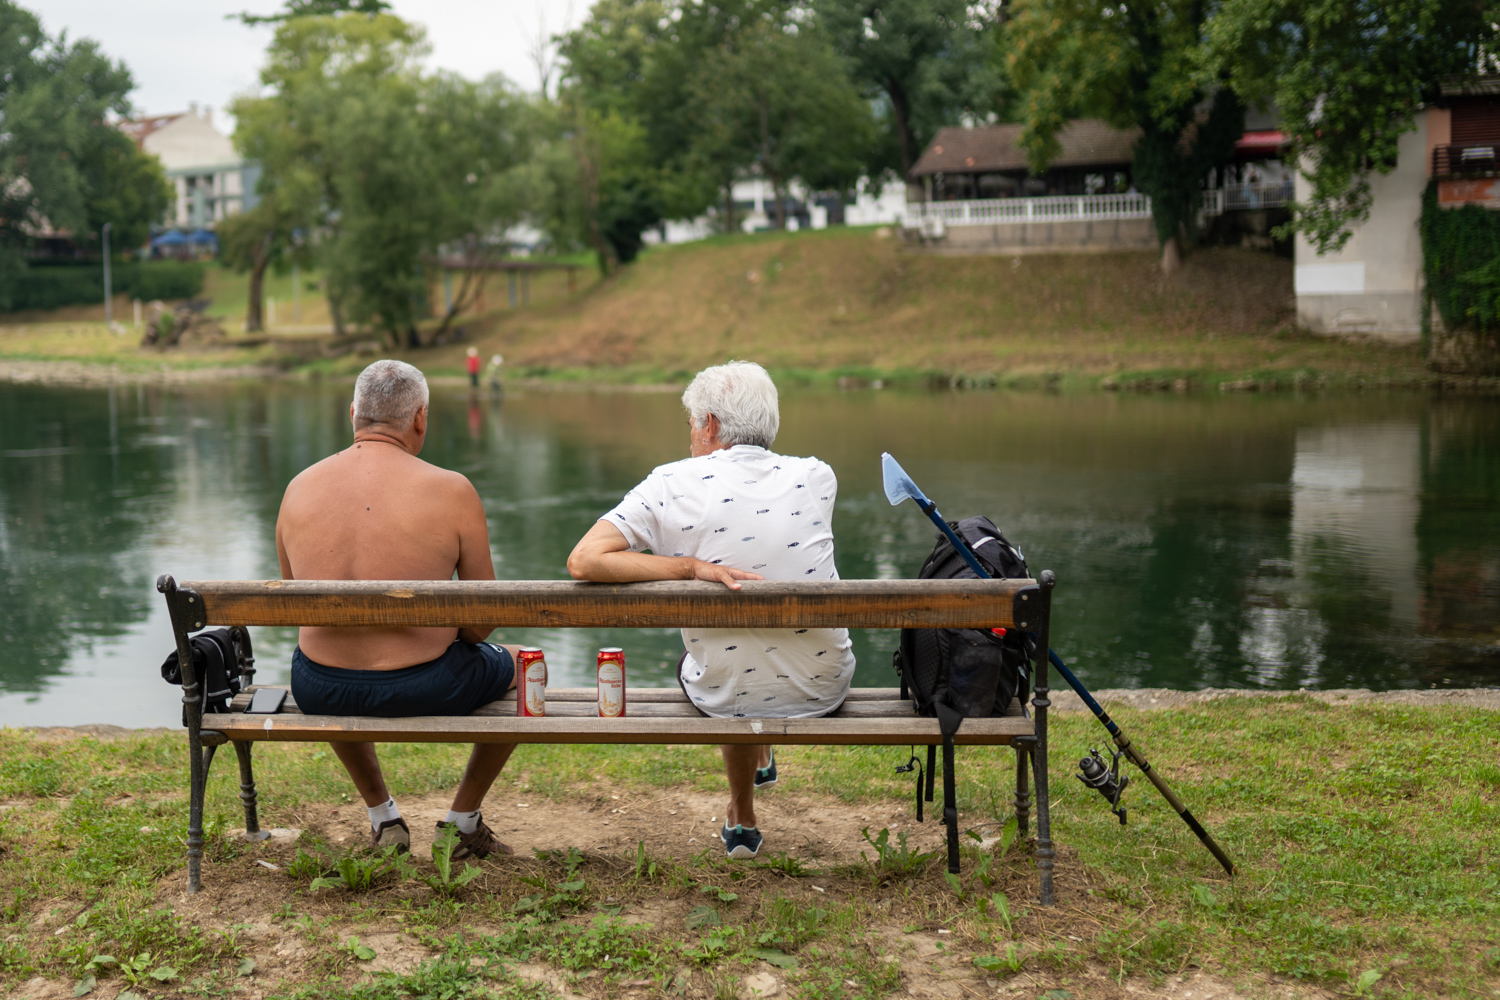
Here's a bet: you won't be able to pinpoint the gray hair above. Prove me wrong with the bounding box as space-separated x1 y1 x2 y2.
681 361 779 449
353 360 429 428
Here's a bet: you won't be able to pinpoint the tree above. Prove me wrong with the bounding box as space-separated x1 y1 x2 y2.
688 18 876 228
79 128 173 252
1205 0 1499 253
232 0 391 26
233 12 540 341
0 1 138 304
217 204 291 332
1003 0 1243 269
815 0 999 178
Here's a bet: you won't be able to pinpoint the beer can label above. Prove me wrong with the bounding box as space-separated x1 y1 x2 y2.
597 649 625 717
518 648 547 717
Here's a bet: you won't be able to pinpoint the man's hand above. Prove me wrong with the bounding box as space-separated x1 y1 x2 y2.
687 558 764 591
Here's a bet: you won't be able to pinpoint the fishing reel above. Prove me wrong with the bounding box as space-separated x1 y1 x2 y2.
1077 746 1129 825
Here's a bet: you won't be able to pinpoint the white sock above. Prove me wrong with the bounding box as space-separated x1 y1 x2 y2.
368 798 400 828
445 808 481 834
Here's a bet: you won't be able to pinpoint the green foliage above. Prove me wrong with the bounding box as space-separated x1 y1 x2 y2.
1206 0 1498 253
0 2 165 307
1421 179 1500 336
1003 0 1243 251
974 943 1025 974
815 0 1000 177
4 261 206 312
231 12 542 338
306 846 411 893
515 846 588 918
421 825 482 895
858 826 938 882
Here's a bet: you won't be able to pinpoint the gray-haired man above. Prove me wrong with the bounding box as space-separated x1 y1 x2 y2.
568 361 857 859
276 359 518 859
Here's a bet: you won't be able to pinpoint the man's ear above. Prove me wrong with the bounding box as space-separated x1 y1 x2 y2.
349 402 357 430
412 406 429 437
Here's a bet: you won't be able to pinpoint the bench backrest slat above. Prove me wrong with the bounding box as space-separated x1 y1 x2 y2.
182 578 1035 629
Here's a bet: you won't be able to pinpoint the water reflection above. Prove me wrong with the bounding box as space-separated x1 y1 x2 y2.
0 382 1496 727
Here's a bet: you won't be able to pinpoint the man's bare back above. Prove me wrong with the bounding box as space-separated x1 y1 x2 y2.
276 414 495 670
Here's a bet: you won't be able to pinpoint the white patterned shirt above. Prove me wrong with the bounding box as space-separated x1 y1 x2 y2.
602 444 856 718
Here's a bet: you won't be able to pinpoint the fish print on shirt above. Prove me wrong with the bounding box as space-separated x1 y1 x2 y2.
600 445 854 719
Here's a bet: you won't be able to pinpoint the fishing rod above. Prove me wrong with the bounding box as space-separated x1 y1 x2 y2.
880 452 1235 877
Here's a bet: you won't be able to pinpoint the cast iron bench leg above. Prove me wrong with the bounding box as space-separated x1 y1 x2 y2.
1014 743 1031 838
187 737 217 893
234 741 271 842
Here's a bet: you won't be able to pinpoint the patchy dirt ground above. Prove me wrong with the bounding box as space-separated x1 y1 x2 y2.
12 778 1350 1000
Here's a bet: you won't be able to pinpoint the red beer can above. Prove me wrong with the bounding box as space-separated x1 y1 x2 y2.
517 647 548 717
597 647 626 717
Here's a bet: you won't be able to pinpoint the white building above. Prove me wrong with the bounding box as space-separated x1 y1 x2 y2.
1294 79 1500 342
643 176 910 245
121 106 260 229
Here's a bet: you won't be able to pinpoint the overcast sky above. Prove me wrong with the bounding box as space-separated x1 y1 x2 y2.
36 0 583 131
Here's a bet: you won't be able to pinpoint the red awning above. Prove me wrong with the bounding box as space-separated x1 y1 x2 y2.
1235 130 1288 156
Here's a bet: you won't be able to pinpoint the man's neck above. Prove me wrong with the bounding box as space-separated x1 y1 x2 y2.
352 430 414 454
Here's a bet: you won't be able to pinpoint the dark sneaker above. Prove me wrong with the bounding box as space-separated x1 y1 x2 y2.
754 749 778 791
371 817 410 854
435 817 513 860
720 823 763 860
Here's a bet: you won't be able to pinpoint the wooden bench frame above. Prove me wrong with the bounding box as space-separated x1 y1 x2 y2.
157 573 1060 902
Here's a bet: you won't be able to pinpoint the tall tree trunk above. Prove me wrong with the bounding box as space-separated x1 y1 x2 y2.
574 111 616 274
887 79 915 177
244 233 272 332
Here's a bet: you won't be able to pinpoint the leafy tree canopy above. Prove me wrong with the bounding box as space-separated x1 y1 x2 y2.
814 0 1000 178
232 12 541 338
0 1 169 306
232 0 391 26
1204 0 1499 253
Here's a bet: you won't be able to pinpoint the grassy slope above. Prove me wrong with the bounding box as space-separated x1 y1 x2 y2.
411 227 1428 387
3 228 1439 386
1 698 1496 998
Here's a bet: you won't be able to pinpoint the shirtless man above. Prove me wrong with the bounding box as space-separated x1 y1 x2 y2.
275 359 516 858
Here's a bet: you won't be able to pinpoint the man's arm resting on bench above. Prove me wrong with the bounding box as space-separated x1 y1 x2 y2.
567 520 763 591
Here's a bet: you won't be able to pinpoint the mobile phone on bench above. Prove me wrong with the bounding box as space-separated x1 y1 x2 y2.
246 688 287 714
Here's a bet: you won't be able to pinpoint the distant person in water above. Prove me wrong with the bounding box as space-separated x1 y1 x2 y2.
275 359 518 859
465 346 481 389
484 353 504 395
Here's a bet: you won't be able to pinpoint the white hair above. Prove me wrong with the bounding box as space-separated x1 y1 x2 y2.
353 359 429 428
681 361 779 449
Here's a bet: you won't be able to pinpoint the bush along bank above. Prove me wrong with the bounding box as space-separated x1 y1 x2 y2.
1 260 206 313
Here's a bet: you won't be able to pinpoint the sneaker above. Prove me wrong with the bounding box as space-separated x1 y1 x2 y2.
371 817 410 854
435 817 513 860
720 823 763 860
754 749 778 791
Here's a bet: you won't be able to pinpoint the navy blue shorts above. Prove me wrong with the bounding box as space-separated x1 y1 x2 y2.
291 642 514 717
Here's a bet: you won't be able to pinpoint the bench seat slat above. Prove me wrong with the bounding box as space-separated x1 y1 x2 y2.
206 713 1034 746
185 578 1032 629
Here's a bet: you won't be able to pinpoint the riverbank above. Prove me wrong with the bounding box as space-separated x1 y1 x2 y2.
7 230 1492 392
3 694 1496 999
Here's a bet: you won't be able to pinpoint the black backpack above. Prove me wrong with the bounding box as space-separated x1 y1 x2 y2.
892 516 1035 871
894 515 1034 724
161 627 251 720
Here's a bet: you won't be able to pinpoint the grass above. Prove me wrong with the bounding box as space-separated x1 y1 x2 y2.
1 698 1498 997
2 228 1471 391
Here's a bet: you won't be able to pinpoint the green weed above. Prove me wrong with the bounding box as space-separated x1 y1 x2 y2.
858 826 938 883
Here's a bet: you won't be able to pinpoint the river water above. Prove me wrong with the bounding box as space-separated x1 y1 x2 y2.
1 381 1496 727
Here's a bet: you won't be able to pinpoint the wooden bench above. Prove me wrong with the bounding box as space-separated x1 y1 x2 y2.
157 573 1060 902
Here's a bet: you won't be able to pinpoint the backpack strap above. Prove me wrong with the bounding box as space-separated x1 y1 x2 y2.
933 702 964 874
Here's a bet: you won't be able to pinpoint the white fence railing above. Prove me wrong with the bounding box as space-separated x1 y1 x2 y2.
905 192 1153 228
1221 181 1293 211
902 187 1285 234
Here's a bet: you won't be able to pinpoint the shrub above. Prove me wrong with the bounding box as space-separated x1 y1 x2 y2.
1 260 206 312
